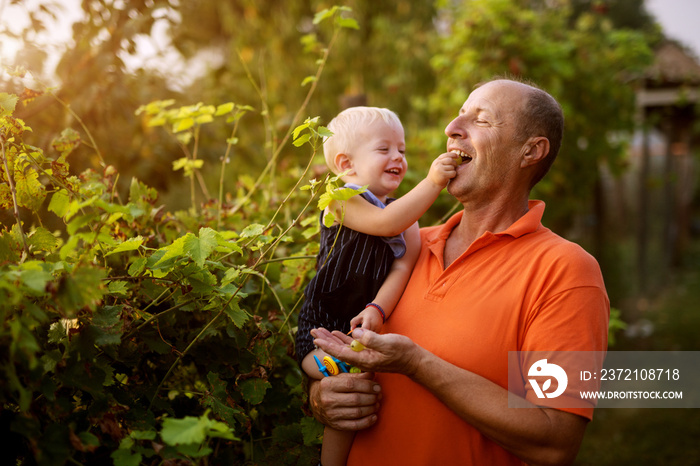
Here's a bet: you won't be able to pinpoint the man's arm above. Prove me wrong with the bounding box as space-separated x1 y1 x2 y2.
407 339 587 465
311 328 587 466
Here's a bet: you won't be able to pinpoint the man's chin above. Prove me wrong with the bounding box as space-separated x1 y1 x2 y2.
445 178 460 195
446 179 470 202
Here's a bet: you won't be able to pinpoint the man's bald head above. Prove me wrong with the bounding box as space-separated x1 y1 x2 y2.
478 79 564 188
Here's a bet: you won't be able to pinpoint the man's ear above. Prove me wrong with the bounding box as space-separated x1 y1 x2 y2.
334 153 354 174
520 137 550 168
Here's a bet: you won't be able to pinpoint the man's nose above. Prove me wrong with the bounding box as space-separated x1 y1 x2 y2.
445 116 466 139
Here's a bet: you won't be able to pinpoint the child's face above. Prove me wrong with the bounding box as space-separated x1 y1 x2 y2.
347 120 407 200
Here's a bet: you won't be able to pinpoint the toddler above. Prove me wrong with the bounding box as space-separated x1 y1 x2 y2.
295 106 457 466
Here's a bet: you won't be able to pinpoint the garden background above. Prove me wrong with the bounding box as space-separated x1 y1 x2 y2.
1 0 699 464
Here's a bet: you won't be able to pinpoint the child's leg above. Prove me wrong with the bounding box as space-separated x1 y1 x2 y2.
321 426 355 466
301 349 355 464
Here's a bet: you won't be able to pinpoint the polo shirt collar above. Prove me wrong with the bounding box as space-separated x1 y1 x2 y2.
501 199 545 238
426 199 546 245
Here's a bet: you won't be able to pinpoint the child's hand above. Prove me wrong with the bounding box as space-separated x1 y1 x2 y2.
427 152 459 188
350 307 384 333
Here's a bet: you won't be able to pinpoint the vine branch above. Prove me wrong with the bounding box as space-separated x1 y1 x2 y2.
230 26 340 216
1 139 29 259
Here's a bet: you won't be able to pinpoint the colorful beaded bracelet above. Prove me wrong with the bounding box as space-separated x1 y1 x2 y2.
365 302 386 323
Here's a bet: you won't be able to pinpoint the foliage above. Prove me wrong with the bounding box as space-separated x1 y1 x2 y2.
2 1 658 231
420 0 654 231
1 0 184 200
0 7 360 465
0 0 679 463
607 307 627 347
135 98 255 217
168 0 435 120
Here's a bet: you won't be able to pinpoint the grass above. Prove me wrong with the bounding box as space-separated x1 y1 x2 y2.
576 408 700 465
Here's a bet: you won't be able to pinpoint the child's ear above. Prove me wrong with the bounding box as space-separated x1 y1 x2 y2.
334 153 354 174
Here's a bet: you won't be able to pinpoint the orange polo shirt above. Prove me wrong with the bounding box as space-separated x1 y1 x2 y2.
347 200 609 466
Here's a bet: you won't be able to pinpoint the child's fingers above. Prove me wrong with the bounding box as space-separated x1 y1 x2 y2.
436 152 460 169
428 153 459 186
349 314 365 334
438 156 458 175
438 151 459 162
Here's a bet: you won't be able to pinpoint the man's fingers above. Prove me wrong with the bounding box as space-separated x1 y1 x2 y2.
310 374 382 431
350 328 378 348
329 413 379 431
337 397 379 415
318 379 380 430
321 372 379 394
330 330 354 344
312 327 352 345
310 327 333 339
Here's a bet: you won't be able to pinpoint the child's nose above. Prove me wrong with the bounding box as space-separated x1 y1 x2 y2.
391 149 404 160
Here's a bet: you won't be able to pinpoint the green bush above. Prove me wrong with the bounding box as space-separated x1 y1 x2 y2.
0 7 360 465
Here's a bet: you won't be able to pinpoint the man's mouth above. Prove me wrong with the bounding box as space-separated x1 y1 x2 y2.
451 150 472 165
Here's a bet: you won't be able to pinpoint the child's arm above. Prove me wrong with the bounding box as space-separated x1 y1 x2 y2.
349 221 421 332
329 152 457 237
302 225 420 377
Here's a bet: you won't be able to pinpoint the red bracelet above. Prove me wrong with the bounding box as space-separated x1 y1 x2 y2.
365 303 386 323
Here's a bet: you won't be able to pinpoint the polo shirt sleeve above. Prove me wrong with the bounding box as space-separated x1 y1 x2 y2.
519 244 610 420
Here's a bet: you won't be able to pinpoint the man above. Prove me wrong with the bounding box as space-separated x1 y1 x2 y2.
309 79 609 465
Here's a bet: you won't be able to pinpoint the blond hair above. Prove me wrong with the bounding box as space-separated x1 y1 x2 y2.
323 106 403 174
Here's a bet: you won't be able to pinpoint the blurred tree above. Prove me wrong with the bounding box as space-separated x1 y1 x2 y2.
3 1 437 211
165 0 437 204
0 0 57 77
423 0 654 239
571 0 657 32
3 0 657 236
7 0 182 200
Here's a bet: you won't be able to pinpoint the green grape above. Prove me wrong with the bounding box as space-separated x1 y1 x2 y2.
350 340 365 352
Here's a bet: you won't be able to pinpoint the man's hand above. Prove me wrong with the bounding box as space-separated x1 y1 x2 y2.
311 327 423 377
309 372 382 431
311 328 588 464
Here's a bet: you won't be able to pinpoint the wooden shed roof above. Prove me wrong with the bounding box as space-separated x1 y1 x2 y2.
645 41 700 85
